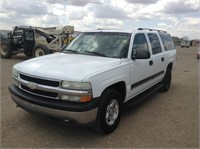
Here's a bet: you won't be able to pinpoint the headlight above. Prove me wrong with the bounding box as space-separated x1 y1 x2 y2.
12 68 18 78
61 81 91 90
61 81 92 102
12 68 19 87
60 95 81 102
60 95 92 102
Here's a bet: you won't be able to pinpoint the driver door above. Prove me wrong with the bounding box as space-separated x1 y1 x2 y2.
129 33 154 98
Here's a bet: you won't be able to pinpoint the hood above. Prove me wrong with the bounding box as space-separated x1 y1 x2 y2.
14 53 121 82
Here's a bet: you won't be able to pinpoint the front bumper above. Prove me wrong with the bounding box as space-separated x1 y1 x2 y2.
9 84 100 125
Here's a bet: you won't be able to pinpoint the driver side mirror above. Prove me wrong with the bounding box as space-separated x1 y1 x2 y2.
132 50 150 60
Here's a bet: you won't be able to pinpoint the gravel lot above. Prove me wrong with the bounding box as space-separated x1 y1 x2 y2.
1 46 199 148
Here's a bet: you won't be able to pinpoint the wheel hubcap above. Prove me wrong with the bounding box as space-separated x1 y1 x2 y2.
35 48 44 57
105 99 119 126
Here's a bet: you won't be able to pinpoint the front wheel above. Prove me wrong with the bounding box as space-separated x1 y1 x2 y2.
95 89 122 134
159 68 171 92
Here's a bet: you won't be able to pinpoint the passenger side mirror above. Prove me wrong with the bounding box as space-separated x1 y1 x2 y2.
132 50 150 60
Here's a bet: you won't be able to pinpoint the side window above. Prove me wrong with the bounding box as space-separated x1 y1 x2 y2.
25 31 34 41
132 33 149 56
159 33 175 51
148 33 162 54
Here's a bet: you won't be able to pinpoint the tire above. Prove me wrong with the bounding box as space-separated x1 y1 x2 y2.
95 89 122 134
0 42 12 58
159 68 171 92
33 44 50 57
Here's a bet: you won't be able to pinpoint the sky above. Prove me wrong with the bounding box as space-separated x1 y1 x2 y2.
0 0 200 39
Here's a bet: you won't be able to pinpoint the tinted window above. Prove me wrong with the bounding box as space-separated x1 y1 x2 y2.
148 33 162 54
25 31 34 41
159 33 175 51
132 33 149 56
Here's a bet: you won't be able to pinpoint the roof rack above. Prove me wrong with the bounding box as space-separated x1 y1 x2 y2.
137 28 167 33
97 28 123 30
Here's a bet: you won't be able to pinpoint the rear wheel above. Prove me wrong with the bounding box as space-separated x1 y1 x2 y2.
95 89 122 134
33 44 50 57
1 42 12 58
159 68 171 92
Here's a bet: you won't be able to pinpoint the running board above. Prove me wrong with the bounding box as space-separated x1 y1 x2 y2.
125 83 163 107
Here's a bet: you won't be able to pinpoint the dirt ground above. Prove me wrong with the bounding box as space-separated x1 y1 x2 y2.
0 46 199 148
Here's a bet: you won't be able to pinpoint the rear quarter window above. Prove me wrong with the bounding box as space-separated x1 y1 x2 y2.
159 33 175 51
148 33 162 54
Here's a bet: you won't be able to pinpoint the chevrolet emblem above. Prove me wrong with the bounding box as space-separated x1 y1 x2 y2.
27 82 37 90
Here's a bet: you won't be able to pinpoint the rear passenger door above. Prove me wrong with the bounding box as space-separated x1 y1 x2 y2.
147 33 165 84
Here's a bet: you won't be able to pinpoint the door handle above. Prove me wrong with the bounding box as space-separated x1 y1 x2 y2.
149 60 153 66
161 57 164 62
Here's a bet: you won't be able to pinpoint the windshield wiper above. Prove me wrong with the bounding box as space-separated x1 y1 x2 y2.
63 49 79 54
82 51 106 57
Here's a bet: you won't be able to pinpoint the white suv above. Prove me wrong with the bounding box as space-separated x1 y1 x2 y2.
9 28 176 134
181 39 190 48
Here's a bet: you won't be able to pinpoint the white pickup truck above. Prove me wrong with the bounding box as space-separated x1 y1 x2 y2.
9 28 176 134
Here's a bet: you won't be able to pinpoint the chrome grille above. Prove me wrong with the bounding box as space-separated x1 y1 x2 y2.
20 74 59 87
21 84 58 98
18 73 60 99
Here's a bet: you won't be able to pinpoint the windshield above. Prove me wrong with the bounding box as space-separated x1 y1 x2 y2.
64 32 131 58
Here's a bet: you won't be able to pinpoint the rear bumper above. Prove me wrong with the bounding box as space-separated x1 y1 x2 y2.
9 85 100 125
